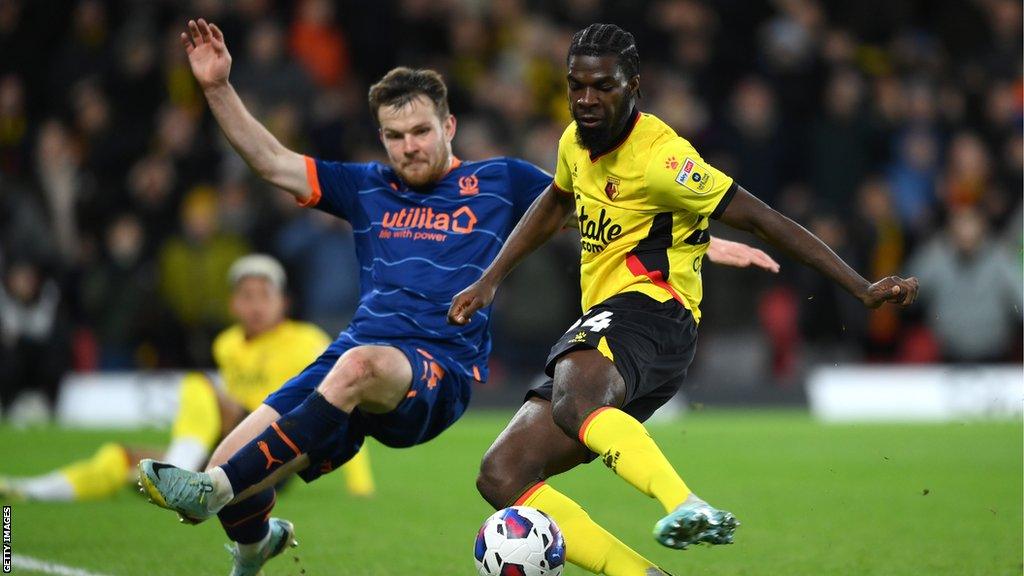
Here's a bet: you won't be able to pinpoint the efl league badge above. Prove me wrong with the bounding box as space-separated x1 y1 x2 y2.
675 158 713 193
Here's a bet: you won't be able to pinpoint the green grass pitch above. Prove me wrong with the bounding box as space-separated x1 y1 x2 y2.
1 409 1020 575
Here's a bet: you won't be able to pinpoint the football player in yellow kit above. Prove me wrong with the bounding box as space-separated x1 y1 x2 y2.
450 23 918 576
0 254 373 501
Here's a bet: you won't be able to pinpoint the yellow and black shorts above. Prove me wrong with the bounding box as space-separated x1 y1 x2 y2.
527 292 697 424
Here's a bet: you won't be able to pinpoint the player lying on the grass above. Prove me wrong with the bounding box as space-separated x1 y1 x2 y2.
0 255 375 503
136 18 778 576
449 23 920 576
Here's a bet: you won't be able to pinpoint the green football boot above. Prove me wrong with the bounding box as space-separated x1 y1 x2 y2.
138 459 216 524
226 518 298 576
654 495 738 549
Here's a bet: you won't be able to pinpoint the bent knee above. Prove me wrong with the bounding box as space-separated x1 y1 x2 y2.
550 352 624 438
550 394 587 439
319 348 379 399
319 346 413 412
475 469 504 508
477 449 539 508
335 347 381 385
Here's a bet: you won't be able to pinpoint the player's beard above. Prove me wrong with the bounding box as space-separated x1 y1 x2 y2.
574 98 635 153
396 146 450 188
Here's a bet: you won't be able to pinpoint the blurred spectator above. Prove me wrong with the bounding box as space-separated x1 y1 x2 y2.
856 178 905 287
49 0 109 96
908 207 1024 363
305 81 366 162
217 179 264 241
72 78 133 207
233 20 314 109
758 0 825 121
453 117 509 160
392 0 452 66
722 76 787 205
446 11 490 103
275 210 361 335
109 24 162 126
0 74 28 177
942 132 992 211
34 119 88 267
79 214 162 369
126 151 178 251
647 72 711 143
519 122 562 172
163 22 204 111
851 177 906 358
154 103 215 188
887 128 939 236
794 213 867 364
490 233 581 384
1000 133 1023 210
0 259 70 417
158 185 250 366
778 211 868 366
289 0 351 88
0 175 54 266
809 69 871 212
979 0 1023 78
0 1 29 77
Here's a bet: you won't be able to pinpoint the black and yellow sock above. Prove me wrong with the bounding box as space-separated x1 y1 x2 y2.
516 482 659 575
579 407 691 513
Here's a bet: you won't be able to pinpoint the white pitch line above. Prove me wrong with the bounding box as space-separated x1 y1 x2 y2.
12 554 115 576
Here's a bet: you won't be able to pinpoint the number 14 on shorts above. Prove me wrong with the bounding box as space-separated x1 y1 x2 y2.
569 310 614 333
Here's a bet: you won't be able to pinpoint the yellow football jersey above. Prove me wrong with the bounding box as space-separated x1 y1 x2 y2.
213 320 330 412
553 112 736 322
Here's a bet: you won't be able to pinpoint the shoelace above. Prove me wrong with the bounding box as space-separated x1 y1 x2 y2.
164 472 212 508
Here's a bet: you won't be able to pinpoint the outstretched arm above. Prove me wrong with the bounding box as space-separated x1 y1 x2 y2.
707 236 780 273
718 187 918 307
181 19 309 202
447 186 575 324
567 215 779 272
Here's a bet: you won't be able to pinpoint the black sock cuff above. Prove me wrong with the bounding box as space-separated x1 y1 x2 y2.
218 488 275 544
301 391 350 425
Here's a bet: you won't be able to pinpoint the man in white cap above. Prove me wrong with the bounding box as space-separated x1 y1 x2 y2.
0 254 375 503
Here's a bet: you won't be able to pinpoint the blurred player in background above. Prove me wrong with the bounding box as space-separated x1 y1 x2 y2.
136 18 777 576
0 254 374 502
450 23 919 576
